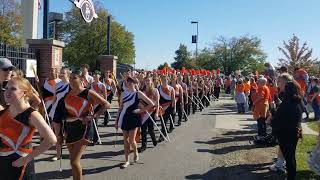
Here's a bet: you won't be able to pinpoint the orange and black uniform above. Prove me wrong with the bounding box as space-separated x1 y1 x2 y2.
56 89 95 144
104 78 114 103
0 107 36 180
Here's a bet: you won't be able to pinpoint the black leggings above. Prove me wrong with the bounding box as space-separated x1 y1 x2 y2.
160 107 173 136
276 129 299 180
214 87 221 99
141 113 157 147
0 155 35 180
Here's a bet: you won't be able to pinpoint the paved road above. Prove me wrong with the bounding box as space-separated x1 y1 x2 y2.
34 95 279 180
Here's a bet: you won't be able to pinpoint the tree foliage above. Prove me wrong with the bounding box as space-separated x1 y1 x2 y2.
157 62 169 70
170 35 266 75
278 34 318 74
0 0 22 45
171 44 192 69
213 35 266 75
60 3 135 69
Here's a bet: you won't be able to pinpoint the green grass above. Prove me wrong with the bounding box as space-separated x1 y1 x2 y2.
307 121 319 133
296 134 319 180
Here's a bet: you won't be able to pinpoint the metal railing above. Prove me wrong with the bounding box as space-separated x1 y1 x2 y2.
0 43 37 87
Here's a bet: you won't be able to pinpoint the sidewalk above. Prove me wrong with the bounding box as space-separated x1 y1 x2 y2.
212 96 318 135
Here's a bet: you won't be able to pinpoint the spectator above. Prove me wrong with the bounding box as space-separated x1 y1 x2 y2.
270 80 304 180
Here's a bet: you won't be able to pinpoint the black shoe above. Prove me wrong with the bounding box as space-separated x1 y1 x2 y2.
138 146 146 153
158 136 164 142
153 141 157 147
103 120 108 126
168 127 174 133
177 121 181 126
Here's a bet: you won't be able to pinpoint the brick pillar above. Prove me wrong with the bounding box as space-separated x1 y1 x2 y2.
26 39 65 84
98 55 117 77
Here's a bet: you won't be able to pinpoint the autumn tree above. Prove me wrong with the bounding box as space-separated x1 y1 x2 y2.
278 34 318 74
0 0 22 45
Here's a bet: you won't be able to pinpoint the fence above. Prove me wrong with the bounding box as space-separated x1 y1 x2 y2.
0 42 37 87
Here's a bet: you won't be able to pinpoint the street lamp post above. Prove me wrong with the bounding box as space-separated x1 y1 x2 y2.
191 21 198 61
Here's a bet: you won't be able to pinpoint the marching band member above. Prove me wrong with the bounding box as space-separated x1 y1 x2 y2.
103 70 117 126
115 76 154 168
90 70 107 144
191 76 198 114
179 74 190 119
41 68 61 124
172 75 184 126
80 64 93 89
51 68 71 161
198 78 205 111
139 76 159 153
158 75 176 142
55 70 110 180
0 77 56 179
91 71 107 111
214 75 223 100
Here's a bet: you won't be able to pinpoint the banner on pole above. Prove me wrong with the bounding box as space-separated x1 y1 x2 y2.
72 0 98 23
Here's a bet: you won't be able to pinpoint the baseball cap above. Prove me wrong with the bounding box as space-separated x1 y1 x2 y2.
0 58 14 69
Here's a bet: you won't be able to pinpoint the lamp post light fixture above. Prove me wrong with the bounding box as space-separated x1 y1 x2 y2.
191 21 198 61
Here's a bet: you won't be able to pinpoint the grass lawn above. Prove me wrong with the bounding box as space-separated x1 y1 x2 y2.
307 121 319 132
296 134 319 180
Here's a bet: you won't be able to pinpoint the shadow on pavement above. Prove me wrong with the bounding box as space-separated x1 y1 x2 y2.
35 163 122 179
82 149 125 159
185 163 284 180
195 135 254 145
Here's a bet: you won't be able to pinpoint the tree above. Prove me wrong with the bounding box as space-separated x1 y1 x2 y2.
171 44 192 69
278 34 318 74
60 3 135 69
212 35 266 75
0 0 22 45
157 62 169 70
196 48 220 70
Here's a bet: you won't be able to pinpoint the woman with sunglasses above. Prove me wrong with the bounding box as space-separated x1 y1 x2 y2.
0 58 14 109
115 76 155 168
0 77 56 179
55 70 110 180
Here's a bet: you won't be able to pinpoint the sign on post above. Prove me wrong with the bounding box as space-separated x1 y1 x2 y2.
192 35 197 43
72 0 98 23
26 59 37 78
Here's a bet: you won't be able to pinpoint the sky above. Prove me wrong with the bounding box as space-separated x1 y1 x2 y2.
38 0 320 70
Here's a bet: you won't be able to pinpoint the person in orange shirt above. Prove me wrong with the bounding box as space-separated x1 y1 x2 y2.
253 77 270 138
267 78 278 110
243 77 251 112
235 79 246 113
249 77 258 110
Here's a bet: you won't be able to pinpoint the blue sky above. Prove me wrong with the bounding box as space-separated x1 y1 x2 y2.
40 0 320 70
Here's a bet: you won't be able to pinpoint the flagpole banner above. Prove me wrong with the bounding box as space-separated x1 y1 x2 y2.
72 0 98 23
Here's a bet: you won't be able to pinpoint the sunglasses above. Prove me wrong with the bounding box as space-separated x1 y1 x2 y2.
2 67 13 71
